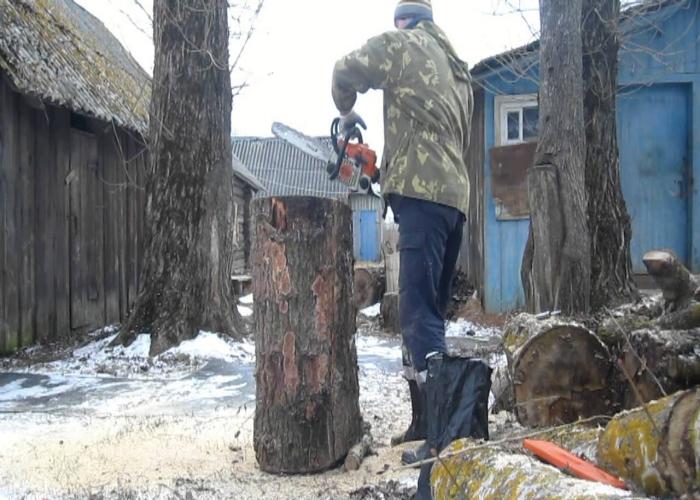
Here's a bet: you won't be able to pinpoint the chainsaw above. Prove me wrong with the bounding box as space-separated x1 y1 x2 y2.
271 118 380 195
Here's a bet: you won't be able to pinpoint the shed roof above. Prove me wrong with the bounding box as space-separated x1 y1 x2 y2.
232 153 266 192
0 0 150 134
471 0 690 80
232 136 352 200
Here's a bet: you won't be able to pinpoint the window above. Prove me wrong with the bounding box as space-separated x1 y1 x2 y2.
494 94 539 146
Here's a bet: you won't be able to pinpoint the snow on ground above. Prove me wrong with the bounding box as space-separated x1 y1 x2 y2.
0 308 611 499
0 316 418 498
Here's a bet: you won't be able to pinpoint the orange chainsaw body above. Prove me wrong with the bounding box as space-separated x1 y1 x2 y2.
336 141 379 189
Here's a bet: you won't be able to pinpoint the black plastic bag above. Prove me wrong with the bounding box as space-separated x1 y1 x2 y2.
415 356 492 499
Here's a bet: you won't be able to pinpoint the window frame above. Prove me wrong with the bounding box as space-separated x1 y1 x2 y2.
494 94 539 146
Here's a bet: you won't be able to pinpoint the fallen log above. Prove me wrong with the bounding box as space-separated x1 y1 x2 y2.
656 301 700 330
354 265 385 310
643 250 699 312
431 440 630 499
616 328 700 408
597 388 700 497
252 197 362 473
344 433 374 471
503 313 615 427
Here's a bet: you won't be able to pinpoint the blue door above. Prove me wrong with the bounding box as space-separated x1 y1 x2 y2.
358 210 379 262
618 84 690 273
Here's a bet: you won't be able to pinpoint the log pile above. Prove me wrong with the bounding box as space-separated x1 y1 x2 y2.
430 388 700 498
499 249 700 422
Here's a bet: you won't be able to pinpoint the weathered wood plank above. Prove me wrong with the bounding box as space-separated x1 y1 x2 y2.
100 130 120 324
18 95 36 347
53 108 71 339
33 107 53 343
84 131 104 327
69 130 89 329
115 131 128 322
0 79 15 352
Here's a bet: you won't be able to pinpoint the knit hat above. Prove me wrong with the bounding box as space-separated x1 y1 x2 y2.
394 0 433 28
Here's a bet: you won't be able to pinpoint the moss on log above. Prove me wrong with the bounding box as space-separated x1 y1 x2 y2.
597 388 700 496
431 440 630 499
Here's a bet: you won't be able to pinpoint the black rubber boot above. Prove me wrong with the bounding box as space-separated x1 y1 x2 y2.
400 439 431 465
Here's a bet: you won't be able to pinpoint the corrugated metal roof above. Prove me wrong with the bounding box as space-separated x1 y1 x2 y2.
232 136 352 200
0 0 150 134
232 153 265 191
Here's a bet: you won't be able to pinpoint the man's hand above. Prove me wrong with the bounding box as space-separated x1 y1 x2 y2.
338 109 367 132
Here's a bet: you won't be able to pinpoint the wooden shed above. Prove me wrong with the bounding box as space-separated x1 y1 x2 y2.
0 0 151 353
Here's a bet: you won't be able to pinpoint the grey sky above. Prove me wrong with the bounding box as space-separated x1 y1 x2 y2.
74 0 540 150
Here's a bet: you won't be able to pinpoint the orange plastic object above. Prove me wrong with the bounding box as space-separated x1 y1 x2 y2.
523 439 628 490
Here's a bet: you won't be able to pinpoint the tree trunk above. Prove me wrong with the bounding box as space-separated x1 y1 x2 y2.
583 0 637 311
380 292 400 334
597 388 700 497
522 0 590 315
503 314 615 427
354 265 385 310
431 441 629 499
252 196 362 473
115 0 245 355
643 250 700 312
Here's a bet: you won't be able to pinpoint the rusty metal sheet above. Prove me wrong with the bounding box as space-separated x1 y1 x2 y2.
489 142 537 220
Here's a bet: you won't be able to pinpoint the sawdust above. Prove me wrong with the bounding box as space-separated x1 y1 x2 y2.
0 407 417 499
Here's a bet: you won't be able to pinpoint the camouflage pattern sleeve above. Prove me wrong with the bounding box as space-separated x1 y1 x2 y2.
331 32 404 113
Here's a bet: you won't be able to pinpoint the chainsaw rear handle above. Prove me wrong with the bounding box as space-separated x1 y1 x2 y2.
330 117 365 181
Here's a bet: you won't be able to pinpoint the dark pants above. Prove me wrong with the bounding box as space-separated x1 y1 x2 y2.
392 195 465 373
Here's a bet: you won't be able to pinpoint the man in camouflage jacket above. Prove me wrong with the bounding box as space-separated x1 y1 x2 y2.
331 0 475 479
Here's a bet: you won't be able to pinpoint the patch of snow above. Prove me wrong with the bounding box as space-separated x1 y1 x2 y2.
359 302 381 318
239 293 253 305
355 335 401 362
237 305 253 317
446 318 500 338
165 331 255 363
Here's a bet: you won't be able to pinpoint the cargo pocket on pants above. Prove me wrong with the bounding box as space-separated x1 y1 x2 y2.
398 231 428 290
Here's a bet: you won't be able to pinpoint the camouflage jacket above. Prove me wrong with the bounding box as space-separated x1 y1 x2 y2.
332 22 473 215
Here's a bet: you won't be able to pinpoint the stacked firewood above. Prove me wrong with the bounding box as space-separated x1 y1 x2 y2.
431 249 700 498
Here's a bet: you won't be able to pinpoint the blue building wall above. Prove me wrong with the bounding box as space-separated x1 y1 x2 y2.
478 0 700 312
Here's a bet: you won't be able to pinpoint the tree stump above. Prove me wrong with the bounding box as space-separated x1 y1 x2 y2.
252 197 362 474
643 250 700 312
354 265 385 309
597 388 700 497
503 313 615 427
380 292 400 334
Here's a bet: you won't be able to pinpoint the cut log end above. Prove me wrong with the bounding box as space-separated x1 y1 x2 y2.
510 322 614 427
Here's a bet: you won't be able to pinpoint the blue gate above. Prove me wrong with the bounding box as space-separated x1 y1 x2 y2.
355 210 380 262
618 84 690 272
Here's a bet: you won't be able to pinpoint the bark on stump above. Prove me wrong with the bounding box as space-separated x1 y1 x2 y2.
431 440 629 499
597 388 700 497
252 197 362 473
354 265 385 310
503 313 615 427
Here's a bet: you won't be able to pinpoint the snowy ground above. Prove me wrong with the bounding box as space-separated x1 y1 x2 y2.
0 300 508 499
